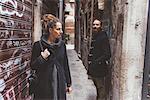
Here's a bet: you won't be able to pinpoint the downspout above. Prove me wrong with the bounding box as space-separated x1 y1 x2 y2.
59 0 63 23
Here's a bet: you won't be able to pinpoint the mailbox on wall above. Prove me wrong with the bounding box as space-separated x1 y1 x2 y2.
0 0 33 99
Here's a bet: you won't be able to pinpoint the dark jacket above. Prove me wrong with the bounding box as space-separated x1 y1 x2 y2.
30 36 71 100
87 31 111 78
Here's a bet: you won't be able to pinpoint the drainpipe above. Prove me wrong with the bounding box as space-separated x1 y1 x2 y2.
59 0 66 41
59 0 63 23
75 0 80 53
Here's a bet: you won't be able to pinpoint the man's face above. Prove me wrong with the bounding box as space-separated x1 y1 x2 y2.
92 20 101 32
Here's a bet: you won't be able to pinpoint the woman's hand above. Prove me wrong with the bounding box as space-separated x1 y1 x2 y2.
66 87 72 94
41 49 50 59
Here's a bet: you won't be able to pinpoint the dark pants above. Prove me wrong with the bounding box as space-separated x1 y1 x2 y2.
92 77 106 100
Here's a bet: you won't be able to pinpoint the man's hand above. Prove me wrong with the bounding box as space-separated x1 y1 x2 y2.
41 49 50 59
66 87 72 94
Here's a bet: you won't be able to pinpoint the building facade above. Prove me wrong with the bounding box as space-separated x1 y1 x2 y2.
0 0 33 99
75 0 150 100
0 0 65 99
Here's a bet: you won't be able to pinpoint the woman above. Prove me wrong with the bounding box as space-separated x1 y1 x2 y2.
30 14 72 100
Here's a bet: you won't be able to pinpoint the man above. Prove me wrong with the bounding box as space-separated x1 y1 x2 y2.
87 19 111 100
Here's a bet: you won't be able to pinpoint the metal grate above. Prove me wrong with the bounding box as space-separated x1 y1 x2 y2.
0 0 33 99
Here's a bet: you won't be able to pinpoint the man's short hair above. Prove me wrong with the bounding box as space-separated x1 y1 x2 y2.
93 19 102 26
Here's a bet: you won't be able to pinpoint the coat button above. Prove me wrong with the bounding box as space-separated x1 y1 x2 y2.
88 61 92 64
91 39 96 42
90 47 94 49
88 54 93 57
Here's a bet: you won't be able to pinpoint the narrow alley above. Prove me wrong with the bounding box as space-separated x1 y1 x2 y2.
66 46 96 100
0 0 150 100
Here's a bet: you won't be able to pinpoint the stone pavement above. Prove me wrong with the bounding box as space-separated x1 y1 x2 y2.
66 48 96 100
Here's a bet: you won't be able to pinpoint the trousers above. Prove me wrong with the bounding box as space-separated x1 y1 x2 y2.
92 77 106 100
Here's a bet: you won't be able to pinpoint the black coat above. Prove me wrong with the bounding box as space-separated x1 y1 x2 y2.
87 31 111 78
30 36 71 100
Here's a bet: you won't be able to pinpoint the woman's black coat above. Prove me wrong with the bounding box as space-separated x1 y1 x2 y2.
30 37 71 100
87 31 111 78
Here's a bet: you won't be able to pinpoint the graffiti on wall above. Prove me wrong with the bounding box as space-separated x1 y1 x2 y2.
0 49 31 100
0 0 25 17
0 0 32 99
0 17 32 30
0 0 32 22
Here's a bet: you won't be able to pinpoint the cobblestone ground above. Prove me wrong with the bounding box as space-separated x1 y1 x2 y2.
66 48 96 100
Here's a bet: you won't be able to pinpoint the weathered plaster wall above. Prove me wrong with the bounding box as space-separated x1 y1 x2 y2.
111 0 149 100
